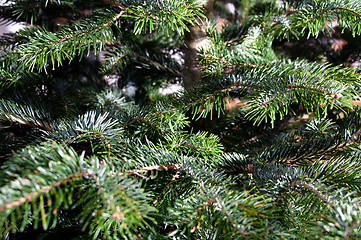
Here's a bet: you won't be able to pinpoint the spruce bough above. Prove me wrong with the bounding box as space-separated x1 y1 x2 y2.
1 0 361 239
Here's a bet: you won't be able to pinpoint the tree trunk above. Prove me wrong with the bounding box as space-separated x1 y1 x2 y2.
182 0 214 89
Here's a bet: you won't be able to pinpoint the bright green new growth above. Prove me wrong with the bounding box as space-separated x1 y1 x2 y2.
1 0 361 239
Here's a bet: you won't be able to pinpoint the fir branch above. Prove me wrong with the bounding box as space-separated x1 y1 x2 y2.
294 180 335 208
17 9 124 71
0 172 86 212
151 169 182 205
68 129 112 161
303 7 361 26
279 0 361 38
50 11 124 46
126 164 181 175
0 99 53 131
123 116 168 135
79 169 157 239
2 1 361 239
125 0 205 35
135 53 182 76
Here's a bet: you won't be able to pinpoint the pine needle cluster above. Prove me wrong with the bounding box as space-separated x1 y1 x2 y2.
1 0 361 239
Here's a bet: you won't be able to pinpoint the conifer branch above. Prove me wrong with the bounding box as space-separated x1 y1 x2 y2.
0 172 86 212
126 164 181 175
294 180 335 208
88 129 112 160
2 1 361 238
34 11 124 57
303 7 361 26
0 99 53 131
123 116 168 135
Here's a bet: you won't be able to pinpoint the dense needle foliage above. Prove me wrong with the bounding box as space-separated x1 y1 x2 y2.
1 0 361 239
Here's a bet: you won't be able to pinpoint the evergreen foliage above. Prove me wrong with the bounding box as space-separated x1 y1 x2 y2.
1 0 361 239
